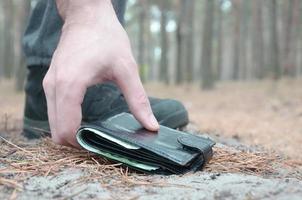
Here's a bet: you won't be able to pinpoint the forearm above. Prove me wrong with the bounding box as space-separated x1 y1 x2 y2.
55 0 113 23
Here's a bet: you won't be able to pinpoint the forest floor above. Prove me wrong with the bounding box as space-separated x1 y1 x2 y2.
0 79 302 200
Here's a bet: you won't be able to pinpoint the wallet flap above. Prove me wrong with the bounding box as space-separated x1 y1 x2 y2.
177 135 215 162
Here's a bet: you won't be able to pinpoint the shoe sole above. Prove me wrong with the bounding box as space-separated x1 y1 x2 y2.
23 110 189 139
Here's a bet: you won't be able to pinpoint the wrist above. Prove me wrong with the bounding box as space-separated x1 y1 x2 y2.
56 0 112 22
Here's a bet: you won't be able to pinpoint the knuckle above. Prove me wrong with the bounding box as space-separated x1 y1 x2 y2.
55 75 85 92
55 77 75 95
55 78 84 102
42 75 54 91
55 76 69 89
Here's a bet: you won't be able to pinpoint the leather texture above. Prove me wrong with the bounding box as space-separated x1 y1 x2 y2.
77 113 215 174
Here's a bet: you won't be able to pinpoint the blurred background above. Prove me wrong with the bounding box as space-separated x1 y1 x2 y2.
0 0 301 160
0 0 301 88
126 0 302 87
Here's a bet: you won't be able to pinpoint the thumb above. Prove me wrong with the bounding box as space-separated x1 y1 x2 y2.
114 63 159 131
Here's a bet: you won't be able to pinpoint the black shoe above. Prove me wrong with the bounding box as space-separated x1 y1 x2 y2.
23 66 189 139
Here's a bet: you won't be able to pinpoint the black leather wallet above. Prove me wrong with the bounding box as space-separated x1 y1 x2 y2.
76 113 215 174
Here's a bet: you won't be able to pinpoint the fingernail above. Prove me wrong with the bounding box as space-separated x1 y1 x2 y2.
149 114 160 130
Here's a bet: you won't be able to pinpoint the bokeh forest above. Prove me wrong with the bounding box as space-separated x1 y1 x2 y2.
0 0 301 90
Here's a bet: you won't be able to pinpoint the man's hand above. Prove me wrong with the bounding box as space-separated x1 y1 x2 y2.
43 0 159 147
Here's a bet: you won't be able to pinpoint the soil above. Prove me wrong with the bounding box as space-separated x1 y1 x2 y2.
145 79 302 160
1 79 302 199
1 134 301 200
1 169 302 200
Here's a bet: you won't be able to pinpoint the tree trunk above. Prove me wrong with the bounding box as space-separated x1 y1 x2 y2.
0 0 4 79
175 0 195 84
138 0 147 82
239 0 249 80
216 0 224 80
201 0 215 89
176 0 186 84
185 0 195 83
298 1 302 76
232 0 240 80
288 0 300 78
252 0 265 79
282 0 295 76
145 0 154 81
160 1 169 84
15 0 32 91
2 0 15 78
268 0 281 80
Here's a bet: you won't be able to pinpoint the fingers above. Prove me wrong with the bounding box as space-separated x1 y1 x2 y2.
54 78 85 148
42 67 58 141
114 59 159 132
43 63 84 148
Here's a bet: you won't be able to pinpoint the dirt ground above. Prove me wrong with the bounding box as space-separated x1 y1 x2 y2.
0 79 302 200
145 79 302 161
